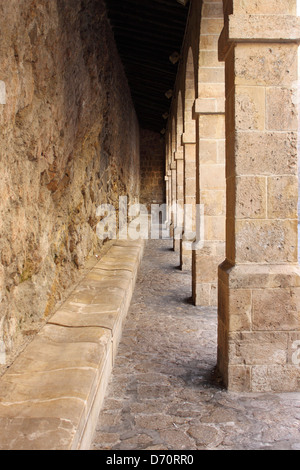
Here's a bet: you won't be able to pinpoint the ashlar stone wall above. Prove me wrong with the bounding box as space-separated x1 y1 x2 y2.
166 0 300 393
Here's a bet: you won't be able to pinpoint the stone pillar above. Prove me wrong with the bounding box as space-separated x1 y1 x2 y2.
192 0 226 306
167 169 173 236
174 149 184 252
171 161 177 241
164 173 169 227
181 135 197 271
218 0 300 392
165 132 172 229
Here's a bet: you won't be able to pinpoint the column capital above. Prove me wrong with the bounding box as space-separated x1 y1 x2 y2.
170 162 177 170
175 150 184 160
219 14 300 61
182 133 196 145
194 97 225 115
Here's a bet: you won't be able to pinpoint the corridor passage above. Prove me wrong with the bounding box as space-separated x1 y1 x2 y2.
91 240 300 451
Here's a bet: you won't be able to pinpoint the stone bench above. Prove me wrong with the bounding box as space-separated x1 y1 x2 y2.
0 240 144 450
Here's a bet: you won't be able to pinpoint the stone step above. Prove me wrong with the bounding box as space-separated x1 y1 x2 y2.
0 240 145 450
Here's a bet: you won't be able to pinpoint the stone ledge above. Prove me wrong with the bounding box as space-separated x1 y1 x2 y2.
219 15 300 60
229 15 300 43
0 239 145 450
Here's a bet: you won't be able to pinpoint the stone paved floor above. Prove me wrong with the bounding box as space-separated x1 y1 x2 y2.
91 239 300 451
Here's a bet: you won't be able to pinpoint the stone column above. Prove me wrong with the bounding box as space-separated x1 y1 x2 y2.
218 0 300 392
174 149 184 252
164 174 169 226
167 169 173 236
181 135 197 271
165 132 172 229
192 0 226 306
171 161 177 241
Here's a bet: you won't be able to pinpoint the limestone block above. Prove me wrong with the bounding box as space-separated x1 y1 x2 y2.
175 151 184 160
0 367 99 406
227 365 251 392
49 309 120 334
232 131 298 177
199 67 225 84
199 114 225 139
219 263 300 290
229 331 288 366
198 83 225 100
184 143 196 162
235 176 267 219
200 34 219 50
251 365 300 393
200 50 221 68
235 219 298 264
199 140 218 164
200 190 225 216
180 239 193 271
228 289 252 332
204 216 225 241
6 325 112 374
235 44 298 87
267 176 298 219
233 0 297 15
185 183 196 198
228 15 300 43
185 162 197 179
200 164 225 190
266 87 298 131
235 86 265 131
192 282 212 306
193 254 220 283
252 288 300 331
196 99 223 114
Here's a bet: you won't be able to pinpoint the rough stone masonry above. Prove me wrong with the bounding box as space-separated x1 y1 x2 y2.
0 0 140 371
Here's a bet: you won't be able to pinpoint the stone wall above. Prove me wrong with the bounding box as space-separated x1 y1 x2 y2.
140 128 165 209
0 0 140 367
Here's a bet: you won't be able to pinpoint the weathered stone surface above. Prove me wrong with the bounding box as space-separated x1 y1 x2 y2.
228 14 300 42
0 240 144 450
0 0 140 374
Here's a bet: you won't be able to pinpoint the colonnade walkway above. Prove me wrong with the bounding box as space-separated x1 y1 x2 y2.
91 239 300 451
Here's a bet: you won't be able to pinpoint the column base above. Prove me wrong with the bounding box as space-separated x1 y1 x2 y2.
218 261 300 392
180 238 193 271
173 226 183 252
192 241 225 306
174 238 181 253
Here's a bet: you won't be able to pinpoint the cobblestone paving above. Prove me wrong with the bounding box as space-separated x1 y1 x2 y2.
91 239 300 451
